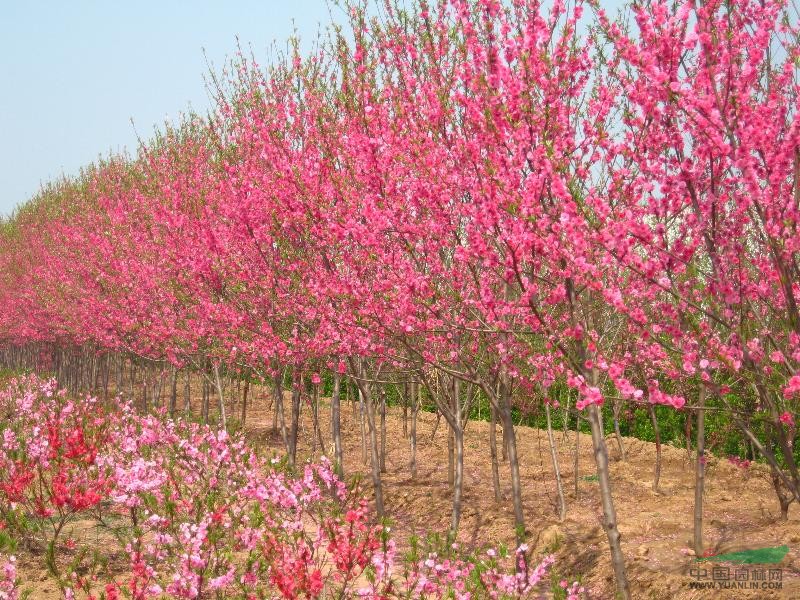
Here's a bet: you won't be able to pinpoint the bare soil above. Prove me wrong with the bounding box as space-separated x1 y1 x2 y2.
247 389 800 599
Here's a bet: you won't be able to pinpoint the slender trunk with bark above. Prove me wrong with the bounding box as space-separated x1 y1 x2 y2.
649 404 662 493
184 370 191 416
331 374 343 476
380 388 387 473
274 377 289 457
486 375 525 544
402 382 408 438
489 403 502 503
573 415 580 498
694 386 706 556
348 359 384 518
450 376 463 537
613 399 627 461
410 381 418 479
359 387 368 464
241 377 249 426
587 403 630 599
212 363 227 431
289 376 301 466
546 403 566 521
169 367 178 418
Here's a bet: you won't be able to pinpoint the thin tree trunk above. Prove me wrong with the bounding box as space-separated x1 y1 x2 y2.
613 399 627 461
546 403 566 521
102 356 110 401
116 355 123 397
410 381 418 479
772 470 792 520
311 382 326 456
128 363 135 405
202 376 209 423
348 359 384 518
241 377 250 426
448 427 455 487
587 403 630 599
694 386 706 556
364 385 384 517
489 403 502 503
212 363 227 431
169 367 178 418
359 386 368 464
402 382 408 438
380 387 387 473
331 374 343 476
487 375 526 544
649 404 662 493
274 376 289 457
289 375 301 466
450 375 464 538
573 415 580 498
184 370 191 416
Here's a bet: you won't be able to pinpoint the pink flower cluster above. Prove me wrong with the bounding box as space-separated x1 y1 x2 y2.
727 456 752 470
0 555 17 600
0 376 577 599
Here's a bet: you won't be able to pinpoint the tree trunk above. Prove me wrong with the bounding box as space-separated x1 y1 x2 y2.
410 381 418 479
359 386 368 464
241 377 250 426
448 427 455 488
489 402 502 503
694 387 706 556
311 382 326 456
402 382 408 438
380 387 387 473
450 376 464 537
289 375 301 466
451 423 464 538
212 363 227 431
587 403 630 600
274 376 289 457
613 399 627 461
649 404 662 493
485 375 526 544
546 402 566 521
348 359 384 518
573 415 580 498
685 410 692 460
331 374 343 476
772 470 792 520
364 385 384 517
184 370 191 416
202 376 209 423
169 367 178 418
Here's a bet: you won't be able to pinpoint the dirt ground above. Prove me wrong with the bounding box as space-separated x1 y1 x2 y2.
245 389 800 599
13 385 800 598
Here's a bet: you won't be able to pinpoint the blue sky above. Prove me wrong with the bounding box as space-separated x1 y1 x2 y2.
0 1 341 217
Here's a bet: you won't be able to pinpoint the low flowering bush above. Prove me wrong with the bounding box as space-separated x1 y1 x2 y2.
560 580 585 600
0 554 18 600
0 376 581 599
727 456 752 470
0 375 114 591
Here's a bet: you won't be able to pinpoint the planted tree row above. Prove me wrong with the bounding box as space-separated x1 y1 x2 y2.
2 0 800 597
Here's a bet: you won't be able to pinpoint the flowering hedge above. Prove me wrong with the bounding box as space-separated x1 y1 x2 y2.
0 376 580 599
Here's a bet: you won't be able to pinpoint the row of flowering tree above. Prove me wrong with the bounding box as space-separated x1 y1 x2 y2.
1 0 799 597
